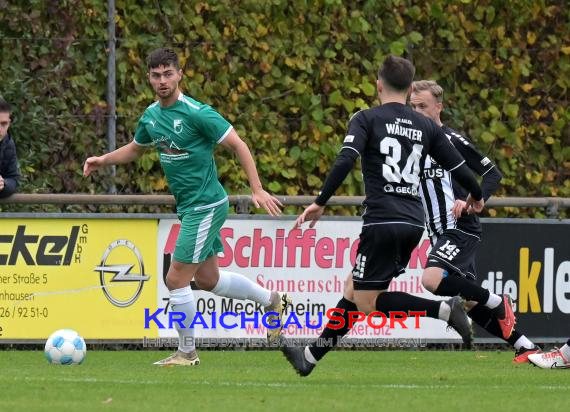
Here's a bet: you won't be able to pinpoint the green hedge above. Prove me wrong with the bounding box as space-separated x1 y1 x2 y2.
1 0 568 217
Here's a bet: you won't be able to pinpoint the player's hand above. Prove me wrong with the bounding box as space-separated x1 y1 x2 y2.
294 202 324 229
451 199 467 218
0 175 4 191
465 194 484 214
251 189 283 216
83 156 106 177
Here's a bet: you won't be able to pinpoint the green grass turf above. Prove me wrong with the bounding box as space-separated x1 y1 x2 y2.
0 350 568 412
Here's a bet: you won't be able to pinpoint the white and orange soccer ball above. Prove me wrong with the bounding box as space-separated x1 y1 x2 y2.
44 329 87 365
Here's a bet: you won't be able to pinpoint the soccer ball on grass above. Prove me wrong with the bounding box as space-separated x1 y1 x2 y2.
44 329 86 365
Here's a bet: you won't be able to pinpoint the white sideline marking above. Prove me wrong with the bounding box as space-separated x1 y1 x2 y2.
5 377 570 391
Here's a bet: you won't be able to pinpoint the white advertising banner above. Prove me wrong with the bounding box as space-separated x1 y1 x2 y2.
156 217 462 342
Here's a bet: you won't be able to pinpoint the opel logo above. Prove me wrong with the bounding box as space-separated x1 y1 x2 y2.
94 240 150 307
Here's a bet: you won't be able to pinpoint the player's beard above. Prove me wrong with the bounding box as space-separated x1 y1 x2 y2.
158 87 173 98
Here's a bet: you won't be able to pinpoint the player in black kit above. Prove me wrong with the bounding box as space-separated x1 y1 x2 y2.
281 56 485 376
411 80 540 363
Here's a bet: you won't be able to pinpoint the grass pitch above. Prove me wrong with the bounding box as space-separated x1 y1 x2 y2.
0 350 568 412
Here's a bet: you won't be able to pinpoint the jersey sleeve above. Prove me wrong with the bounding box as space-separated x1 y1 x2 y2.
450 133 496 176
195 105 233 144
133 114 153 146
314 150 357 206
340 110 368 157
428 126 465 172
314 111 366 206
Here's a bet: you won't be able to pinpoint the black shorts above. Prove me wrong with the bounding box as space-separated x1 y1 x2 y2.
352 223 424 291
425 229 480 281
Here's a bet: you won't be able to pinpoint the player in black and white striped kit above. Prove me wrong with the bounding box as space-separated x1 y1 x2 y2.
411 80 541 363
280 56 486 377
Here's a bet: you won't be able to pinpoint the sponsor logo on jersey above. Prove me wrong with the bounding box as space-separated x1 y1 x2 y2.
174 119 183 134
423 168 445 179
383 184 418 196
395 186 419 196
481 157 491 166
343 134 355 143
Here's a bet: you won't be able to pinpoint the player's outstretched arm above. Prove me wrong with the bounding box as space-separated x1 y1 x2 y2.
83 142 146 176
220 129 283 216
294 202 324 229
293 148 358 229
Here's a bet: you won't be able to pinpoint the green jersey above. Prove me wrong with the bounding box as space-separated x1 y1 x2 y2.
133 93 231 213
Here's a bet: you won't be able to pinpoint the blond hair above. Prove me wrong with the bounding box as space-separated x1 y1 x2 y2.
412 80 444 103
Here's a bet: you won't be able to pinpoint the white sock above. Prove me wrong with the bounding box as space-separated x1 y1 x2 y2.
169 286 196 353
438 301 451 322
484 293 502 309
211 270 272 306
513 335 534 350
304 346 317 365
560 344 570 360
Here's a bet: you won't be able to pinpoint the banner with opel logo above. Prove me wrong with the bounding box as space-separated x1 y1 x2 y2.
0 219 158 340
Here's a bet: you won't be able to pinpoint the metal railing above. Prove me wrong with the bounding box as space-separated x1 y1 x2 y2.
1 194 568 217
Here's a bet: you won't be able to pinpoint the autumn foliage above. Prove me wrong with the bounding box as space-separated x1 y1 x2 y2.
1 0 568 216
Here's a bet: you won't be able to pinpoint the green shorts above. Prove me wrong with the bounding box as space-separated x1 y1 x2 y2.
173 200 229 264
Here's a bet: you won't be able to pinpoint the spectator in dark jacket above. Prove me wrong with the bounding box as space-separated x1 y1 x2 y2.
0 98 20 198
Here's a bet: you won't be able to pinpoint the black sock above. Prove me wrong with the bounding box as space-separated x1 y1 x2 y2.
376 291 441 319
507 330 523 347
468 304 523 346
309 297 357 361
434 275 490 304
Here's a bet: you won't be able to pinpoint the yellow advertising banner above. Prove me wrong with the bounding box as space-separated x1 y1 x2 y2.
0 219 158 340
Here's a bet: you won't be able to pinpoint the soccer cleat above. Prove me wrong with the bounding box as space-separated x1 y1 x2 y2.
513 346 541 364
446 296 473 348
153 350 200 366
496 294 516 340
280 338 315 377
528 348 570 369
266 292 292 341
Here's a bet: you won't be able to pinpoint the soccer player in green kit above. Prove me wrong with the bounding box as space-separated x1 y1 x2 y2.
84 48 290 366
